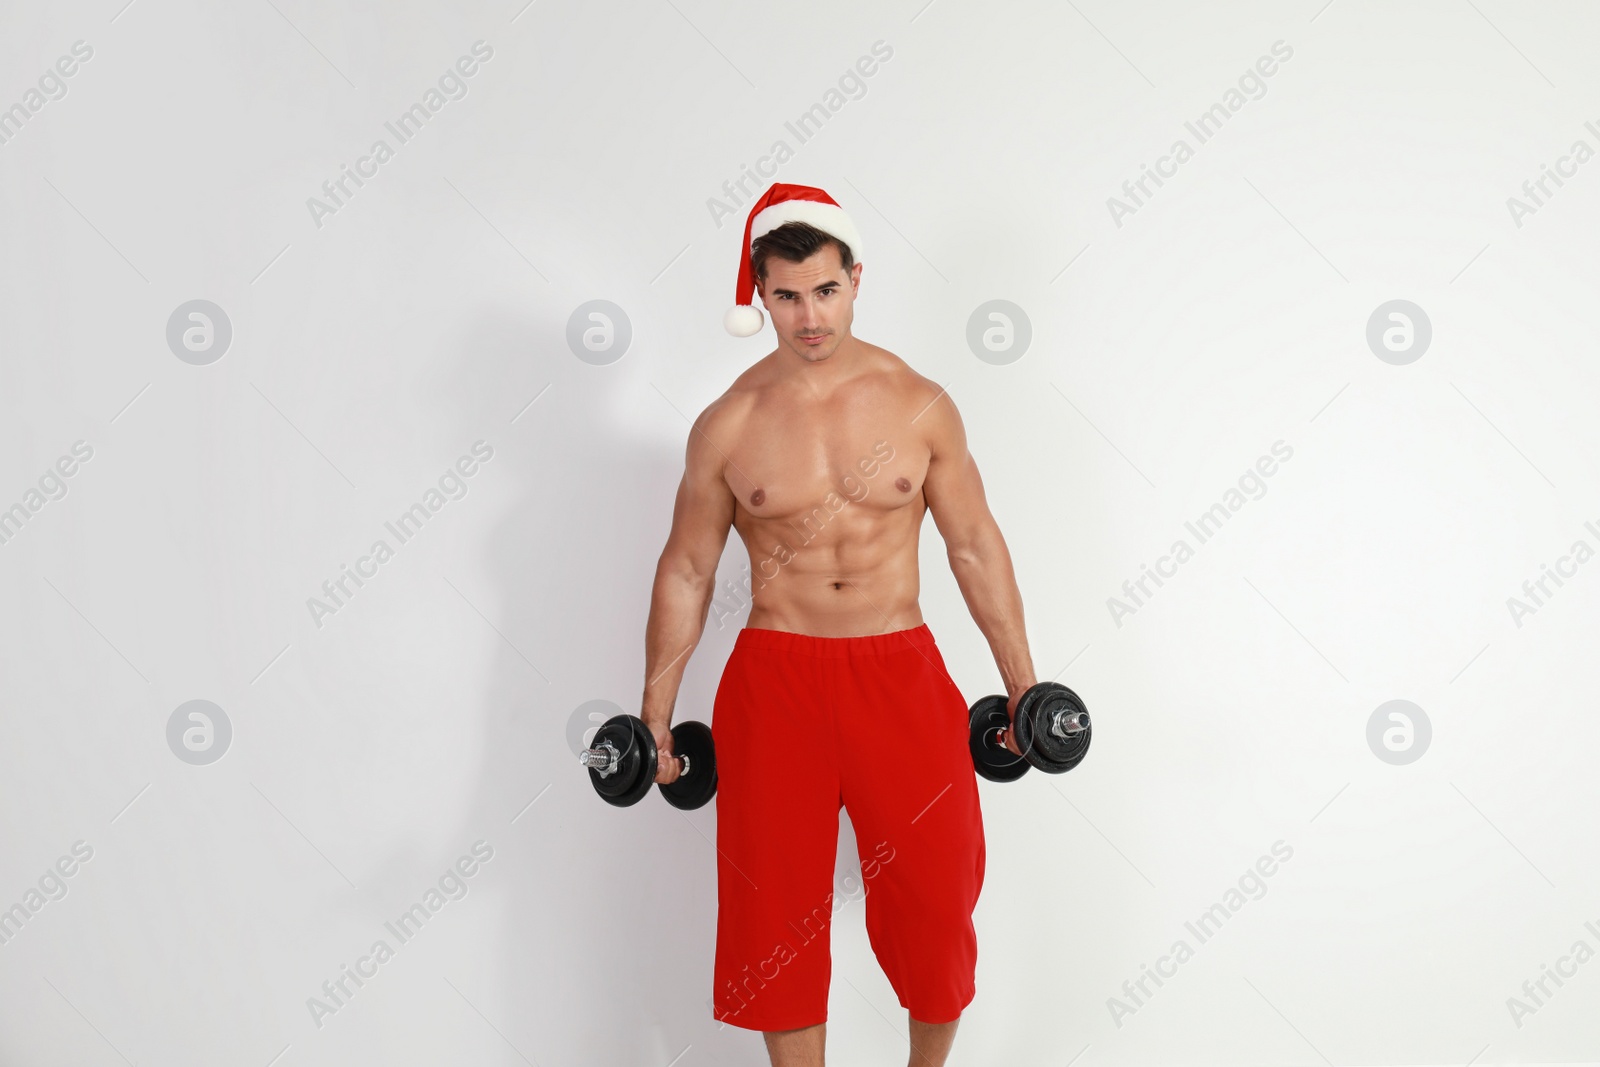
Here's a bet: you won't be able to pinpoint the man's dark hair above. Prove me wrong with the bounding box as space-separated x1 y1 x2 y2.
751 221 855 288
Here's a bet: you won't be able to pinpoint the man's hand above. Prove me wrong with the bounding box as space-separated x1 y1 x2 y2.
1001 688 1030 757
649 721 682 785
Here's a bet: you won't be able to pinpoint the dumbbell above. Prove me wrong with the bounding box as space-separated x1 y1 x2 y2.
968 681 1091 782
579 713 718 810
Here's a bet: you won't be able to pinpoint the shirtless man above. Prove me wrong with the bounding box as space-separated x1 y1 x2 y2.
640 184 1035 1067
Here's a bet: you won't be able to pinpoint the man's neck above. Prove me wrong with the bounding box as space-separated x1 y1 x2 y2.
777 332 861 385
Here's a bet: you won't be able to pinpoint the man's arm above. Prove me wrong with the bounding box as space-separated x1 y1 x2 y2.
919 389 1037 712
641 405 736 741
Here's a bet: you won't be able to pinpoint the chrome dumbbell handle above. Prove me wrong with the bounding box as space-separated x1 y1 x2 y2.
993 707 1089 745
578 742 691 778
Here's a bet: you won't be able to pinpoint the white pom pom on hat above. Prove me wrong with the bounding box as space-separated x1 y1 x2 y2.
726 183 863 337
723 303 765 337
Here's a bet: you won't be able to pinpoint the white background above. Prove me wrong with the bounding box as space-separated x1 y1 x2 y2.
2 1 1598 1064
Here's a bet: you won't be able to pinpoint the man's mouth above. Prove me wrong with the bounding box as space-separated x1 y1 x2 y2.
800 335 827 345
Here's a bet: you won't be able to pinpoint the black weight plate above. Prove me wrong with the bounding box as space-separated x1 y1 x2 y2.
968 694 1030 783
1014 683 1091 775
660 720 718 810
588 714 657 807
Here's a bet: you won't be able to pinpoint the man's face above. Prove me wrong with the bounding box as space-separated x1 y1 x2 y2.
756 245 862 363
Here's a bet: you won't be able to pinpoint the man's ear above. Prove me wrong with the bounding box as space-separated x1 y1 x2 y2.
850 261 863 295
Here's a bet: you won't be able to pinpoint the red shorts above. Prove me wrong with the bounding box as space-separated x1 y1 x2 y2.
710 624 986 1031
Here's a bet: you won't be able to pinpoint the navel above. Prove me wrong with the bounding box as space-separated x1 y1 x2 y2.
750 488 766 506
895 477 912 493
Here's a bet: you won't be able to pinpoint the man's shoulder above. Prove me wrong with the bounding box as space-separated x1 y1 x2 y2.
860 342 952 415
691 361 766 440
724 352 777 396
858 345 961 462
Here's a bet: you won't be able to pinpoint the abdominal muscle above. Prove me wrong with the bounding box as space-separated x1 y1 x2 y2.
735 502 926 637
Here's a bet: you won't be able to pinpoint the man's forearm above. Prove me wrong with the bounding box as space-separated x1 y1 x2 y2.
949 524 1036 700
640 561 714 730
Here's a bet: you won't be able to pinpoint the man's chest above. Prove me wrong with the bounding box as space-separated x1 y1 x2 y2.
721 417 928 520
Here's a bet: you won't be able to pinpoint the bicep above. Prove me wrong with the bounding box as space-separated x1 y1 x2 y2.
920 394 995 556
660 413 736 581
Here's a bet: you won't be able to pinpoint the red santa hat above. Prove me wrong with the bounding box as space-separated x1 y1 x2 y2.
724 182 864 337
